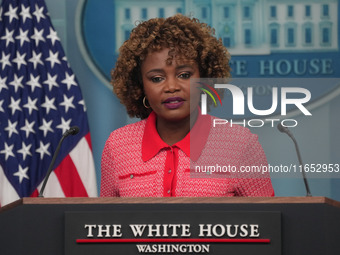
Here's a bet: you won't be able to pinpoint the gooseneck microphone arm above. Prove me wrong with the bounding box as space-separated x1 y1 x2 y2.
39 126 80 197
277 123 312 197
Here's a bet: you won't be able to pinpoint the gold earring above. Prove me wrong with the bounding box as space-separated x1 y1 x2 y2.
143 96 150 108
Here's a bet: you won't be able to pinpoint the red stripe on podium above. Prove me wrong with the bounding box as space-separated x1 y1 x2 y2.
76 238 270 244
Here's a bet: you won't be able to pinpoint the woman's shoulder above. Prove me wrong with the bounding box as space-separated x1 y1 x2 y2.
107 119 147 142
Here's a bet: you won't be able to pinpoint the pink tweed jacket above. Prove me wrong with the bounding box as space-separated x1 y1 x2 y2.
100 112 274 197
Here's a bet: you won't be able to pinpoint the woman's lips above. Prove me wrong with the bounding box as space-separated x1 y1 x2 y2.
163 97 185 109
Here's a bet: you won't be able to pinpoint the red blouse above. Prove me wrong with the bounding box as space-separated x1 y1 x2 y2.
100 111 274 197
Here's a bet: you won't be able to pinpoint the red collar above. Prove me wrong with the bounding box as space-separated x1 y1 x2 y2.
142 111 211 162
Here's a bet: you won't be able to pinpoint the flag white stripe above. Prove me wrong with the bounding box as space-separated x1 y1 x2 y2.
0 165 20 206
69 137 98 197
37 171 65 198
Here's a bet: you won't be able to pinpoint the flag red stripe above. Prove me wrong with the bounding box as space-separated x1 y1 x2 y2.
30 189 39 197
85 132 93 150
54 155 88 197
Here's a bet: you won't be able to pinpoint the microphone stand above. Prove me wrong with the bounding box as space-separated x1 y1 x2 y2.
39 126 79 197
277 124 312 197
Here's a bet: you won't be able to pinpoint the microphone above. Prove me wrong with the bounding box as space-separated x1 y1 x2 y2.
39 126 80 197
277 123 312 197
64 126 80 136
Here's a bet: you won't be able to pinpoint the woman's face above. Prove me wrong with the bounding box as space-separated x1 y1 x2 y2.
141 48 200 123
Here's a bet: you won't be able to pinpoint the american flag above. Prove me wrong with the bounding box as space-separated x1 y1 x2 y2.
0 0 97 206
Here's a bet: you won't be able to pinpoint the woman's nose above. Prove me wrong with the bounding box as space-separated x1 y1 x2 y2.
164 77 180 92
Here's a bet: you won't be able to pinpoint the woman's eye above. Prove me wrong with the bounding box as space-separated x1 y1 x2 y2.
178 72 191 79
151 76 163 83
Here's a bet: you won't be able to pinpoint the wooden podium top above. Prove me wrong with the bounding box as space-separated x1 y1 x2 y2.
2 196 340 213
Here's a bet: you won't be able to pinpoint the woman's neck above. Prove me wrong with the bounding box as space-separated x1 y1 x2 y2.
156 110 198 146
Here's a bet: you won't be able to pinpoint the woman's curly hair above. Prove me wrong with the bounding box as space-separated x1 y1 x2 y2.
111 14 231 119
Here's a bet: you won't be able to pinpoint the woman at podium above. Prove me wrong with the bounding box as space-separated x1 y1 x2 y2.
100 14 274 197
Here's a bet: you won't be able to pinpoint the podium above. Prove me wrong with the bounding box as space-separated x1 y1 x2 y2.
0 197 339 255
